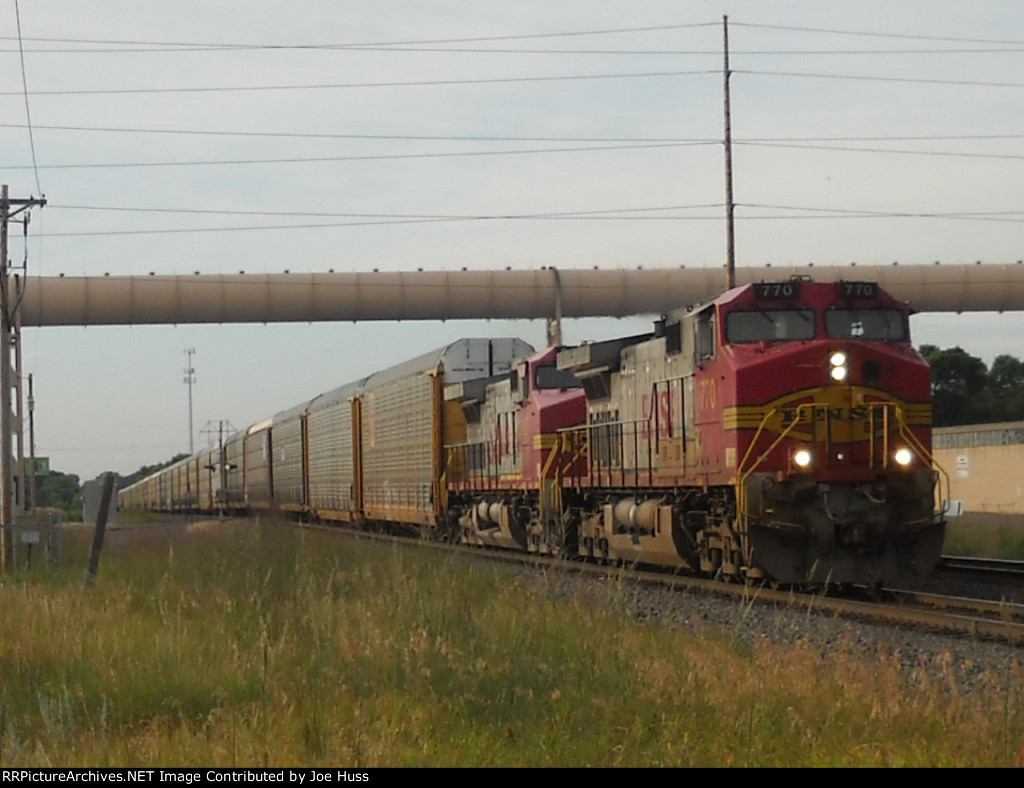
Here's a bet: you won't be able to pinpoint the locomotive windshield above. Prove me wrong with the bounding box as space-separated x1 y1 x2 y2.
825 308 907 340
725 309 816 344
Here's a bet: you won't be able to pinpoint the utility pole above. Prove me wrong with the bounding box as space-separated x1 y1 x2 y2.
27 373 35 514
0 185 46 570
184 347 196 455
722 15 737 290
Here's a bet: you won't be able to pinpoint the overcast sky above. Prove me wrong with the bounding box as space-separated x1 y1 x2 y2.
2 1 1024 481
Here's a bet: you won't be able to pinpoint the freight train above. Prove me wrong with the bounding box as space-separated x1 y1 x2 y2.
119 278 948 586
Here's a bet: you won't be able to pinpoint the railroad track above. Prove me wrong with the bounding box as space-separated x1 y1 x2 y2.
870 587 1024 644
935 555 1024 586
310 523 1024 646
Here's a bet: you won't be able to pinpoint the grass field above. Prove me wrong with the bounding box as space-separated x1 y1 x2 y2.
944 513 1024 560
0 518 1021 767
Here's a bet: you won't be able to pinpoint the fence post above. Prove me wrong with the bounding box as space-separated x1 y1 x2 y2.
84 473 115 587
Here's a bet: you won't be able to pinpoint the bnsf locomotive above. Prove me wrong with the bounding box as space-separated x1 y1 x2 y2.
119 278 947 586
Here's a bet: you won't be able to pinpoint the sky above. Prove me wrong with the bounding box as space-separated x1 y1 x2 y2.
2 1 1024 481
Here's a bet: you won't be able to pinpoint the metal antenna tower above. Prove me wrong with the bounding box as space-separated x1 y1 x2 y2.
184 348 196 454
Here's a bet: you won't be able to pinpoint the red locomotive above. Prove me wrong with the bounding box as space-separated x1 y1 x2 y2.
554 277 944 584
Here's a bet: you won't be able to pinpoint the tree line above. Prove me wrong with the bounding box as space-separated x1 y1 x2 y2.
920 346 1024 427
33 453 190 520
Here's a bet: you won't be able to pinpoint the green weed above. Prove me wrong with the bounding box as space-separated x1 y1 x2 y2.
0 519 1019 767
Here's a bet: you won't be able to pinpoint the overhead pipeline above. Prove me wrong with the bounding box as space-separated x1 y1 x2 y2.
16 262 1024 327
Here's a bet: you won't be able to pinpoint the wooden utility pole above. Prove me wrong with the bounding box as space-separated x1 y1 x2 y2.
0 185 46 570
722 15 736 289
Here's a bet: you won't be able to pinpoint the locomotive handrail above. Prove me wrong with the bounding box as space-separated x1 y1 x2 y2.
559 415 653 488
443 440 501 490
541 436 565 515
894 409 951 520
554 427 589 480
735 406 783 482
736 405 799 520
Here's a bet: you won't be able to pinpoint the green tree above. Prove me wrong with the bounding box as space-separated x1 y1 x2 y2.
919 345 990 427
118 453 189 489
986 354 1024 422
35 470 83 518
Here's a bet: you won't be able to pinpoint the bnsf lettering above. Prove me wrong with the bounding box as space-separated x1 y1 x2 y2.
782 405 892 427
782 406 846 424
641 391 673 440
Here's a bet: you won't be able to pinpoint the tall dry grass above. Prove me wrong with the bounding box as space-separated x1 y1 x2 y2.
0 518 1020 767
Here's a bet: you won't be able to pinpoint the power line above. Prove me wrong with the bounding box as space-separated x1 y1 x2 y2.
32 206 1024 239
0 68 716 97
737 69 1024 89
734 21 1024 46
36 214 731 238
13 0 42 197
0 22 716 52
2 66 1019 101
4 137 1017 173
738 141 1024 161
5 42 1024 56
49 202 724 218
0 122 700 142
741 203 1024 224
3 122 1023 146
4 20 1022 51
2 141 707 171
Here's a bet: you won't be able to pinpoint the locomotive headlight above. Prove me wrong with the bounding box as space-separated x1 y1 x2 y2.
893 447 914 466
829 351 849 382
793 449 813 468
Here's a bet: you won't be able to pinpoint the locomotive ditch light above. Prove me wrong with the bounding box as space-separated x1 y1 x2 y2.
829 350 849 382
893 447 914 466
793 449 813 468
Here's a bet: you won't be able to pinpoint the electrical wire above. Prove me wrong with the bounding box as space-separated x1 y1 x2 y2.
0 68 716 97
13 0 42 197
736 68 1024 89
2 141 708 170
733 21 1024 46
0 21 717 52
3 122 1024 146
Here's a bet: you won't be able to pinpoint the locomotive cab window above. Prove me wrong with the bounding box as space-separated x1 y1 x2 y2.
695 310 716 365
825 308 907 341
511 368 527 403
535 365 582 390
725 309 816 344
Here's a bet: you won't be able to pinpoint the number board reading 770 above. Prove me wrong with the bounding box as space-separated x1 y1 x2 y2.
753 281 801 300
837 281 879 299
